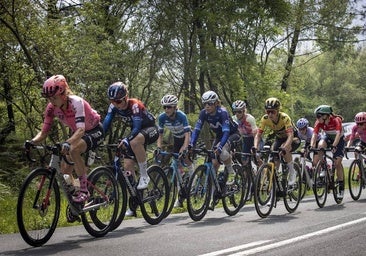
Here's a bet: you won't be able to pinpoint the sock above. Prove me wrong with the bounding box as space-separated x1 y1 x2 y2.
79 174 88 192
138 161 148 177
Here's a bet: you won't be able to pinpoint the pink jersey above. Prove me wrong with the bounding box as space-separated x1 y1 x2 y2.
350 124 366 143
42 95 100 133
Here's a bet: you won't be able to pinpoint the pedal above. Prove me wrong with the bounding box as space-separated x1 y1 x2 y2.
66 205 81 223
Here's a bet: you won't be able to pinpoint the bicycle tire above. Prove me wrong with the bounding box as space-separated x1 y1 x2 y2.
348 160 363 200
187 165 211 221
89 166 128 231
17 168 61 247
139 165 169 225
299 165 308 200
164 166 178 218
222 164 249 216
81 167 119 237
253 163 275 218
284 162 301 213
313 162 328 208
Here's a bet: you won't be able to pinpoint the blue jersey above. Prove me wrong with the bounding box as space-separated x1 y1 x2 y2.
103 98 155 141
190 106 238 149
158 110 191 139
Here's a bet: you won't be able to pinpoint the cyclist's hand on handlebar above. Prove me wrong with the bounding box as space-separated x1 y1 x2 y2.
251 146 257 154
24 140 34 151
118 138 129 150
179 149 188 159
61 142 71 154
154 147 161 157
330 145 337 153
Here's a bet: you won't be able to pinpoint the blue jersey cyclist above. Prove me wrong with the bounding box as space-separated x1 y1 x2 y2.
189 90 240 175
157 94 194 207
103 82 159 191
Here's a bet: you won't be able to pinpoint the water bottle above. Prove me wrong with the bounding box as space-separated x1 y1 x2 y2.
87 150 96 166
63 174 75 195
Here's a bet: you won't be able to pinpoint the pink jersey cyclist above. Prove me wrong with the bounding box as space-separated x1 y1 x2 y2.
347 112 366 148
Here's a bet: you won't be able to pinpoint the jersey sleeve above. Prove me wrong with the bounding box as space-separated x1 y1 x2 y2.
102 104 115 134
41 103 55 133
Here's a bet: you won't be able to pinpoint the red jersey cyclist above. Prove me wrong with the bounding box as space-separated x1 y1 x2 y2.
310 105 345 199
253 97 300 186
26 75 104 203
346 112 366 155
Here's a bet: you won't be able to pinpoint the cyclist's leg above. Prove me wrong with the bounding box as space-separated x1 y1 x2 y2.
333 138 345 198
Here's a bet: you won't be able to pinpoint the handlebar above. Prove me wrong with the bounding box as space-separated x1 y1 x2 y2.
24 142 74 165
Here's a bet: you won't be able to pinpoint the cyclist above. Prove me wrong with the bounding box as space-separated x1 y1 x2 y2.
253 97 300 186
26 75 104 203
310 105 345 198
231 100 258 165
156 94 194 208
296 118 321 159
346 112 366 155
103 82 159 216
189 90 240 179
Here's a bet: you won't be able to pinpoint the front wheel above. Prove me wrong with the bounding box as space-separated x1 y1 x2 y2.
254 164 275 218
17 168 60 247
284 162 301 213
348 160 363 201
222 164 250 216
139 165 169 225
186 165 211 221
81 167 119 237
313 162 328 208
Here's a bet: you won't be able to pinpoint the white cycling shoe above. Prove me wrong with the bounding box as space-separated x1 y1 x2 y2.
137 176 150 190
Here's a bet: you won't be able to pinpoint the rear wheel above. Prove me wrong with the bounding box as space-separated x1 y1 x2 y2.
313 162 328 208
222 164 249 216
17 168 60 247
284 163 301 213
348 160 362 201
81 167 119 237
139 165 169 225
254 164 275 218
187 165 211 221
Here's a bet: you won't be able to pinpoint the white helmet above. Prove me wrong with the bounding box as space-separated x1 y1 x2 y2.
232 100 246 111
161 94 178 106
201 90 219 103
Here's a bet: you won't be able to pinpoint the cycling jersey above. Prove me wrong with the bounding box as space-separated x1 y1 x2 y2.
232 113 257 137
350 124 366 143
42 95 101 133
190 106 238 150
103 98 156 141
313 116 343 140
158 110 191 139
257 112 294 139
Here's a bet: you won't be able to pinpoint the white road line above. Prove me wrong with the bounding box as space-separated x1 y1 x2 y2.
229 217 366 256
197 240 272 256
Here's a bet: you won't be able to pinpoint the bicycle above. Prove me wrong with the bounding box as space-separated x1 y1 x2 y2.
155 150 191 217
186 144 249 221
95 144 169 227
253 146 301 218
17 143 119 247
310 148 343 208
345 146 366 200
293 149 314 200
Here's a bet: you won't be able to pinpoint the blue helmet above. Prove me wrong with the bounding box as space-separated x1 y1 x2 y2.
296 118 309 129
107 82 128 100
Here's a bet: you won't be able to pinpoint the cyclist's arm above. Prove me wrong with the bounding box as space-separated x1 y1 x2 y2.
102 104 115 134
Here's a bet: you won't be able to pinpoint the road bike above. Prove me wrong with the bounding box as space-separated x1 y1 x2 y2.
345 146 366 200
293 149 314 200
253 146 301 218
96 144 169 227
186 144 249 221
155 150 191 217
17 143 119 247
310 148 343 208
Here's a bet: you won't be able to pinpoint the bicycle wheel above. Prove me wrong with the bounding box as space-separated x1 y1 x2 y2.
17 168 60 247
164 166 178 218
81 167 119 237
187 165 211 221
348 160 362 201
90 166 128 231
253 164 275 218
284 162 301 213
222 164 249 216
313 162 328 208
299 165 308 200
139 165 169 225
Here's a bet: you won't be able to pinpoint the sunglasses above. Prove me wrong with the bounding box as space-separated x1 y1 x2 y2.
234 110 243 114
266 110 276 115
110 97 126 104
316 114 324 119
204 102 215 106
163 105 174 109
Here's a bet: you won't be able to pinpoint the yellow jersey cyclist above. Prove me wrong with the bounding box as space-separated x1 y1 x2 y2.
253 97 300 186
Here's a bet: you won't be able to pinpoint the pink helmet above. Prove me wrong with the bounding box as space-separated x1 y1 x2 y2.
42 75 68 97
354 112 366 124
